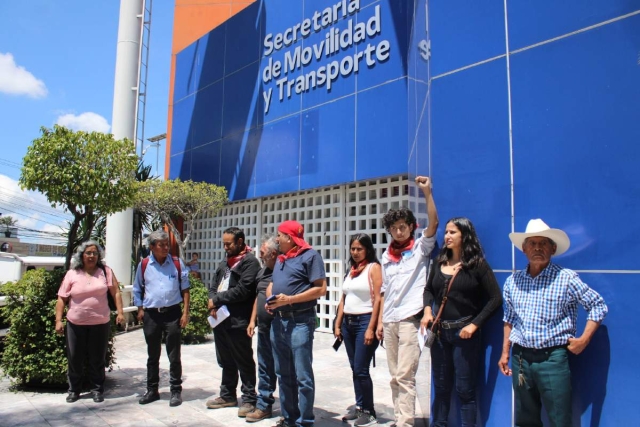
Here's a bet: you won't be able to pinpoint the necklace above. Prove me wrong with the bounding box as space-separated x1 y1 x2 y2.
84 269 96 286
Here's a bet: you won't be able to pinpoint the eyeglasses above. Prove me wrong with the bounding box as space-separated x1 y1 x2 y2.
84 251 99 257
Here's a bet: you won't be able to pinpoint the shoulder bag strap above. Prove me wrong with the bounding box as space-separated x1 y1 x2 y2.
430 265 461 332
367 263 375 304
367 263 378 368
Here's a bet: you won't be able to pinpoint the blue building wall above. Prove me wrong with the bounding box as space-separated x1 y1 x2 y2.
170 1 640 425
171 0 415 200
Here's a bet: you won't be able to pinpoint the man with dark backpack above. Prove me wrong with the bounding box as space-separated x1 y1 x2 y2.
133 230 190 407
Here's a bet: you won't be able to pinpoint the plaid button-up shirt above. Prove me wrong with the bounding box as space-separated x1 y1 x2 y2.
503 262 608 349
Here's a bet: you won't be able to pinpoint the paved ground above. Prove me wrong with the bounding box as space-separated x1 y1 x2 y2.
0 328 432 427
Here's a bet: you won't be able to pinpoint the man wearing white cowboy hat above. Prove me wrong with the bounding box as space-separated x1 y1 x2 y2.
498 219 608 427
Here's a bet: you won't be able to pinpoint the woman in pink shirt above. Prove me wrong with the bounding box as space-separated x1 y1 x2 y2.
55 241 125 403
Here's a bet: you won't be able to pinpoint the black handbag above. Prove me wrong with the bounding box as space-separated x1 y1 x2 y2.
99 265 118 311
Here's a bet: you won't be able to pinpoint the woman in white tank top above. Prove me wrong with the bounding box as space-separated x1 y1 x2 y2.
334 233 383 427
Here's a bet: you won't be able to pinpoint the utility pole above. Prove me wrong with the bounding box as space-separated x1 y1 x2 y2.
105 0 145 286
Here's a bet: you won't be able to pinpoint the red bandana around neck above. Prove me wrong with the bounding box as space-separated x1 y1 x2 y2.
350 260 369 278
387 237 415 263
277 243 311 264
227 245 252 268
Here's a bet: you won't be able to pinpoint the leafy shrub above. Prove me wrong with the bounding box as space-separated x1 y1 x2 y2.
0 269 116 386
181 276 211 344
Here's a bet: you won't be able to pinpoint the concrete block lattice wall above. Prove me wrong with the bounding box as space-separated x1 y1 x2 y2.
186 174 430 333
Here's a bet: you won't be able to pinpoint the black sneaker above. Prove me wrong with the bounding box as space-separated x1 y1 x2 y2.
169 391 182 407
66 392 79 403
139 389 160 405
354 409 377 427
92 392 104 403
342 408 362 422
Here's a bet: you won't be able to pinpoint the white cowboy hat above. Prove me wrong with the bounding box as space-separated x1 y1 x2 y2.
509 219 571 256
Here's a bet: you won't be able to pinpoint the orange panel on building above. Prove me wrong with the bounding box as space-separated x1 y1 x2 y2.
165 0 256 178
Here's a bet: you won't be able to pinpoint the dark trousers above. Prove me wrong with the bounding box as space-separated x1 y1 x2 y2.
341 313 379 412
512 344 572 427
256 320 277 410
66 320 111 394
213 326 257 404
143 307 183 392
430 327 481 427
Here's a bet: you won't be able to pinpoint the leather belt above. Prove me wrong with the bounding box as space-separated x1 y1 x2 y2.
275 306 315 317
513 343 567 353
344 313 372 319
145 304 180 313
440 316 472 330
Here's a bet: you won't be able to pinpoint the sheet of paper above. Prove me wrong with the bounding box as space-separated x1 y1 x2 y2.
418 327 427 353
207 305 230 328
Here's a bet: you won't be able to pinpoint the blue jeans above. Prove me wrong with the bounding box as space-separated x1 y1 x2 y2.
341 313 379 412
430 327 481 427
256 320 277 411
271 310 316 427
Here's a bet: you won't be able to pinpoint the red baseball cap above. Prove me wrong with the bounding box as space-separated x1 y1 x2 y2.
278 220 307 248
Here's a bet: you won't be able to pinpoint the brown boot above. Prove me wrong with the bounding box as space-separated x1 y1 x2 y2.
245 407 273 423
206 396 238 409
238 402 256 417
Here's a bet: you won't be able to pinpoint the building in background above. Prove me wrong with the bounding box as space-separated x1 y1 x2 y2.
0 228 65 256
166 1 640 425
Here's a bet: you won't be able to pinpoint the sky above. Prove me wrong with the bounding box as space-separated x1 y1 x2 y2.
0 0 174 244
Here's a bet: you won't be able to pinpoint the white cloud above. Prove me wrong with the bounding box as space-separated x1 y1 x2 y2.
0 174 70 244
41 223 66 234
16 215 40 229
0 52 48 98
56 112 111 133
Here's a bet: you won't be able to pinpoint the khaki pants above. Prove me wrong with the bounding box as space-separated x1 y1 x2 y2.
383 318 421 427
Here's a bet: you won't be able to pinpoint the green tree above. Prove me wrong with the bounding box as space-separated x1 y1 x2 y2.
133 162 158 265
0 269 117 386
19 125 138 269
181 276 211 344
0 215 18 237
133 179 227 259
62 214 107 248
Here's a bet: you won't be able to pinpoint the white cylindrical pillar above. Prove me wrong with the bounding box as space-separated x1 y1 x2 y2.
105 0 144 286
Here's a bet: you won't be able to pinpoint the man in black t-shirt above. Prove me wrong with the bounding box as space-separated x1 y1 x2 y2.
245 234 278 423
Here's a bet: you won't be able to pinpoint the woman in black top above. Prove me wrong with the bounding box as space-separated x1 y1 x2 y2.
421 217 502 427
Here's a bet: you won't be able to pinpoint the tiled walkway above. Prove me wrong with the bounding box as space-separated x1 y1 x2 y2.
0 328 431 426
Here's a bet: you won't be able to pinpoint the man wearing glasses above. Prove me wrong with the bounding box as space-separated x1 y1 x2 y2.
376 176 439 427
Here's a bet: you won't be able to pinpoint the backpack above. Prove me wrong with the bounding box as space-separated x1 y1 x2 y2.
140 256 184 301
